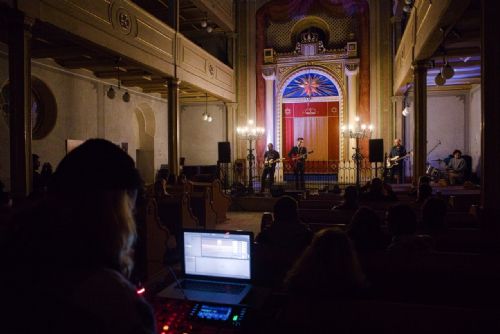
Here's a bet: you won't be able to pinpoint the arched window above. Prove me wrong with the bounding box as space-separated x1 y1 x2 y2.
0 77 57 140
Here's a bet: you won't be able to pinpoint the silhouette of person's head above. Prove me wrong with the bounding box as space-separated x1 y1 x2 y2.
32 154 41 171
417 183 433 202
369 178 383 193
347 207 385 251
50 138 142 275
273 196 299 224
344 186 358 203
422 197 447 233
387 204 417 237
285 228 365 295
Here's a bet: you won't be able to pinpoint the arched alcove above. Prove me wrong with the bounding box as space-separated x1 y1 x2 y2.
135 103 156 184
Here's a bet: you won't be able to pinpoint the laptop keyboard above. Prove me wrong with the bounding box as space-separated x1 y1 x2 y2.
179 280 246 295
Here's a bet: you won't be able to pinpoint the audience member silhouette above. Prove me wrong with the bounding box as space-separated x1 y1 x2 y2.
421 197 448 235
0 180 12 227
387 204 433 254
0 139 155 334
332 185 359 211
416 183 433 203
153 170 171 199
280 228 367 332
254 196 312 287
346 207 387 253
31 153 42 197
40 162 53 193
360 178 397 202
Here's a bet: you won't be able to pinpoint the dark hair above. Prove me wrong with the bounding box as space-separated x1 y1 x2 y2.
51 139 142 195
347 207 385 251
453 149 462 155
273 196 298 223
387 204 417 236
297 137 303 140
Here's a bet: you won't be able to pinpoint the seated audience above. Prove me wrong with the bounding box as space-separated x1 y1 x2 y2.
346 207 387 253
360 178 397 202
280 228 367 331
416 183 433 204
0 139 155 334
255 212 273 243
332 185 359 211
387 204 433 254
254 196 312 287
420 197 448 236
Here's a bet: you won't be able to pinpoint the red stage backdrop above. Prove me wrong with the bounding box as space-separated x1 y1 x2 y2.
283 101 339 172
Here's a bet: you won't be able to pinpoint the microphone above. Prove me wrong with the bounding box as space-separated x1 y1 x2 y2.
167 266 188 300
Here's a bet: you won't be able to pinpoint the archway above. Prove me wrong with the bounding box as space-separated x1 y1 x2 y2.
277 66 345 179
134 103 156 184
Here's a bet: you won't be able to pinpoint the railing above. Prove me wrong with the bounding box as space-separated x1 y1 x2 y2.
217 159 386 193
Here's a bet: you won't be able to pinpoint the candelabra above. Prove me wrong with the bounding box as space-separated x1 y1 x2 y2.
341 116 373 188
236 120 265 194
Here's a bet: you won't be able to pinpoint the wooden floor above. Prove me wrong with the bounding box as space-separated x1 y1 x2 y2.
215 211 264 236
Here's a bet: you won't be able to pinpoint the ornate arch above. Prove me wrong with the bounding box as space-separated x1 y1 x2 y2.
275 65 346 160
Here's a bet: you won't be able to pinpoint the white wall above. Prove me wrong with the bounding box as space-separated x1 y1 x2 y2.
404 88 481 178
0 56 168 189
180 103 226 166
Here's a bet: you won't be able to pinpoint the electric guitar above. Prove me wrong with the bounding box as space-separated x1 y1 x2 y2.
386 150 413 168
264 157 286 167
290 150 314 168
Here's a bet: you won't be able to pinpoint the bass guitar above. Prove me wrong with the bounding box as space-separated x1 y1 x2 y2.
386 150 412 168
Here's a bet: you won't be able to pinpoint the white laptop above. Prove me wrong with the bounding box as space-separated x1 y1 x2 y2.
158 229 254 305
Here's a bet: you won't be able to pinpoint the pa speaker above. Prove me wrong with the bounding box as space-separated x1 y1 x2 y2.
218 142 231 163
369 139 384 163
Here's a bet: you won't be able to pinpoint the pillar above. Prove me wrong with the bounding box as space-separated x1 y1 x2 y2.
8 13 34 200
262 68 275 146
167 78 180 176
412 61 428 185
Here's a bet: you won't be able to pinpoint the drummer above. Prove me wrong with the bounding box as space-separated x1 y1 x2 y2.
446 149 466 185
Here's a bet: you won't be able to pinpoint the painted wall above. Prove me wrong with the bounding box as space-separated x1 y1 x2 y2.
180 103 226 166
0 56 168 189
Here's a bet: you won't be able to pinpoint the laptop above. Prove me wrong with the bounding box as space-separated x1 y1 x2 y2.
158 229 254 305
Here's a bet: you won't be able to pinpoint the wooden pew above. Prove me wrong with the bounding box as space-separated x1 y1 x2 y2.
188 179 231 225
143 198 169 279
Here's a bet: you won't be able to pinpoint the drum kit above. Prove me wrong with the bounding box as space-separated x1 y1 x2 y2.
426 159 449 182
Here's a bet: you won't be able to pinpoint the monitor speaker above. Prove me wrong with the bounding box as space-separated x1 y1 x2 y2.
369 139 384 163
218 142 231 163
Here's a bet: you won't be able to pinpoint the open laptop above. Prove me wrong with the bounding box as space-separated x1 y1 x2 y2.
158 229 253 305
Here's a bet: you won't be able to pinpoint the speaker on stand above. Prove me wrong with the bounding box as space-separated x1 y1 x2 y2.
369 139 384 178
218 142 231 190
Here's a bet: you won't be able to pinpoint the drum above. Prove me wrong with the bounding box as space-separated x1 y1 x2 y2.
425 165 437 176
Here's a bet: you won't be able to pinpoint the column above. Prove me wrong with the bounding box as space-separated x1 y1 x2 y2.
262 68 276 146
344 63 359 184
167 78 180 177
480 0 500 245
412 61 428 185
8 13 34 200
226 102 239 163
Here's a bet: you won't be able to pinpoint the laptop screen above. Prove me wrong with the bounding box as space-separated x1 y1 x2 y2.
183 230 253 281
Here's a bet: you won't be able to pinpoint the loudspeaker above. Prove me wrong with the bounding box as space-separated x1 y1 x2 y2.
218 142 231 163
369 139 384 162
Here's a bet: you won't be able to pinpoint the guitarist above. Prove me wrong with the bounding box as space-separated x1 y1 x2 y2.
288 137 308 190
389 138 407 184
261 143 281 193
